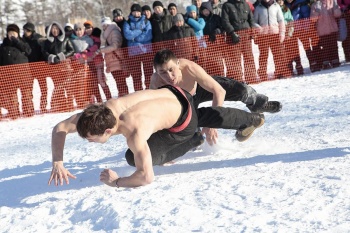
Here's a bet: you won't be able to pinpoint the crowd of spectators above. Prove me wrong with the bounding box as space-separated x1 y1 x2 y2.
0 0 350 119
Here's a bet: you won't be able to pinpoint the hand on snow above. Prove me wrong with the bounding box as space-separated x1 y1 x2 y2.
202 127 218 146
48 161 76 186
100 168 119 187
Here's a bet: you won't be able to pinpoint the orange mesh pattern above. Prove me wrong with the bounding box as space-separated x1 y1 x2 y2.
0 15 349 120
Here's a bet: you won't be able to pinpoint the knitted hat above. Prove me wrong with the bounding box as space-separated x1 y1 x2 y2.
142 5 152 12
101 17 112 26
153 1 164 9
113 8 123 17
7 24 20 34
172 13 184 23
168 3 177 10
91 27 102 38
74 22 85 30
84 20 93 28
186 5 197 13
23 22 35 32
131 3 142 12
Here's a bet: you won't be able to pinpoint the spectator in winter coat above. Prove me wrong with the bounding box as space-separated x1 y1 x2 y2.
310 0 342 69
42 21 75 112
112 8 128 48
337 0 350 62
221 0 258 82
185 5 208 70
168 3 178 16
70 22 95 108
71 23 94 53
97 17 128 97
85 27 113 102
0 24 33 119
163 13 197 61
200 1 225 76
254 0 291 80
278 0 304 75
123 3 154 90
285 0 319 72
151 1 173 43
22 22 49 113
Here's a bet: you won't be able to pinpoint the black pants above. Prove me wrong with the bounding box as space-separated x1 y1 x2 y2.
125 81 261 166
193 76 259 110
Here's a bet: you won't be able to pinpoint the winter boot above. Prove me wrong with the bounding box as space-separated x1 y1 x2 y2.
235 113 265 142
246 94 268 112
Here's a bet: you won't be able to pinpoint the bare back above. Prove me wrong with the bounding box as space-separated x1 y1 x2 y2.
105 88 183 139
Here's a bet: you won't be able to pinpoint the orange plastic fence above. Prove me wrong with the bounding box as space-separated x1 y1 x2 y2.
0 16 349 120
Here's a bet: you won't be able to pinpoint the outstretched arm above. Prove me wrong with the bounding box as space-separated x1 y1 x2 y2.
48 113 81 186
186 60 226 145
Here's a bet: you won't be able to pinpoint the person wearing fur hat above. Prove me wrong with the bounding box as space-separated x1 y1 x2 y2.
22 22 49 113
96 17 129 97
0 23 34 119
123 3 153 90
42 21 75 112
150 0 173 42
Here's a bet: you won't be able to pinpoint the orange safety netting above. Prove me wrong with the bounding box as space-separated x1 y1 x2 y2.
0 16 349 120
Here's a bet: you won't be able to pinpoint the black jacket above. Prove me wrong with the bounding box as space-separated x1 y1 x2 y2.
221 0 255 34
42 22 75 61
151 9 173 43
164 25 197 61
0 37 31 66
201 12 224 36
23 32 45 62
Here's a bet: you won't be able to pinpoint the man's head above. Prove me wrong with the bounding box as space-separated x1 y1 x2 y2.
142 5 152 19
153 1 164 15
168 3 177 16
130 3 142 18
154 49 182 86
7 24 20 39
77 104 117 143
23 22 35 38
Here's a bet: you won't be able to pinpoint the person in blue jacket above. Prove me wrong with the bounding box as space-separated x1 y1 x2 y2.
185 5 208 72
123 3 153 90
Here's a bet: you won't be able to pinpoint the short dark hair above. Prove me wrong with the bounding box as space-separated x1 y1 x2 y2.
77 104 117 138
153 49 178 68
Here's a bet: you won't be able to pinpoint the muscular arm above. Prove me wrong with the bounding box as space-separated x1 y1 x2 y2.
117 131 155 187
185 60 226 107
48 113 80 185
51 113 80 162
